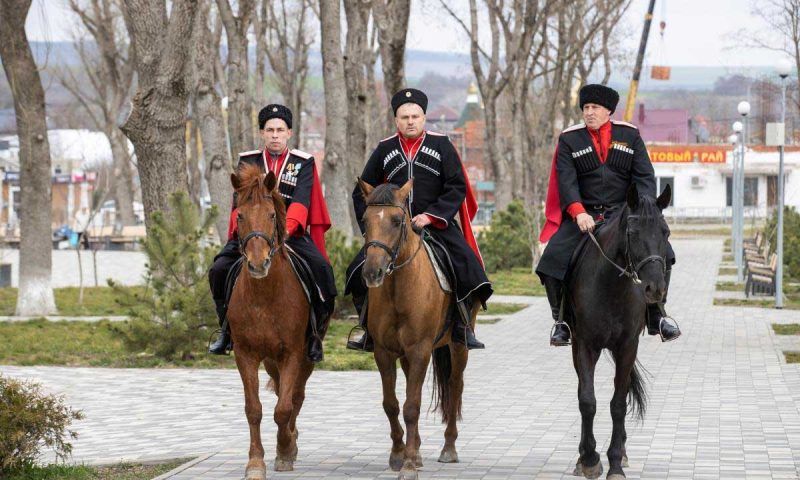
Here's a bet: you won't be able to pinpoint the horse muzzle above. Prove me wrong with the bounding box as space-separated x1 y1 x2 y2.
247 258 271 279
362 265 387 288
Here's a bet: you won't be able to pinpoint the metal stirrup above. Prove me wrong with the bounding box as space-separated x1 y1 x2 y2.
550 320 572 346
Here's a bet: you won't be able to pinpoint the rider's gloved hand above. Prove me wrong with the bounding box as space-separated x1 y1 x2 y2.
575 212 595 233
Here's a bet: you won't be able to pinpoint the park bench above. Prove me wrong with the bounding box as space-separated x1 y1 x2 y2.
745 252 777 297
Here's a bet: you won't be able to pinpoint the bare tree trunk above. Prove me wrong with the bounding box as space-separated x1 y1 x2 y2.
120 0 197 227
373 0 410 129
343 0 370 174
319 0 355 235
186 119 203 206
217 0 255 155
0 0 58 315
192 0 232 242
109 128 136 225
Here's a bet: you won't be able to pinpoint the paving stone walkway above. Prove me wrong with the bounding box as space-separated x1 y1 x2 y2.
4 239 800 479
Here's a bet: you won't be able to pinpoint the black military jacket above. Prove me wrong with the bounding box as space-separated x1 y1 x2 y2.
353 132 466 233
234 148 315 210
556 120 656 209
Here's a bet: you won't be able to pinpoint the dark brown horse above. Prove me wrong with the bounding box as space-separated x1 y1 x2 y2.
358 179 475 480
227 164 315 480
567 184 671 479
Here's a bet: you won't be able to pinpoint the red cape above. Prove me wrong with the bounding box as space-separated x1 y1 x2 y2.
455 153 484 267
540 147 561 243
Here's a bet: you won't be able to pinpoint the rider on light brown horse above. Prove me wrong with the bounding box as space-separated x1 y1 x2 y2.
345 88 493 352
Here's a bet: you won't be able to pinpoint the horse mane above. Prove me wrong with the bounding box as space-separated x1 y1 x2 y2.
366 183 401 206
631 194 662 223
235 163 286 244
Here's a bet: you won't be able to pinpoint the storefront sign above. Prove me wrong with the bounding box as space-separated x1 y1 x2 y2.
647 146 729 164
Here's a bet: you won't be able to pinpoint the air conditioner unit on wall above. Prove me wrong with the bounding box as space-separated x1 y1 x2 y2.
690 176 706 188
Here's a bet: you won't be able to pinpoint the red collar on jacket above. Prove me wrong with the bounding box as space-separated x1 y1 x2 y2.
398 131 425 161
588 120 612 163
263 148 289 174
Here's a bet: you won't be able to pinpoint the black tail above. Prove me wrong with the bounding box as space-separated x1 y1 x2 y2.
628 360 649 421
430 344 459 423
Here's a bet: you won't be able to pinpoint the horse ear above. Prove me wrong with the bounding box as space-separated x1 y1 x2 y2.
230 172 240 190
357 177 374 199
264 171 277 192
657 184 672 210
396 179 413 203
626 183 640 210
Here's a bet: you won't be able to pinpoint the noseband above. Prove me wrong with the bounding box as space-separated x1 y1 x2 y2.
587 213 666 285
364 203 420 275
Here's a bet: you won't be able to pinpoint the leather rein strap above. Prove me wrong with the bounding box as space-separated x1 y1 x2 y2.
364 203 422 275
586 214 665 285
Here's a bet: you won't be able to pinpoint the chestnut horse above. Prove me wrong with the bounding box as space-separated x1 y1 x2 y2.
358 179 475 480
227 164 314 480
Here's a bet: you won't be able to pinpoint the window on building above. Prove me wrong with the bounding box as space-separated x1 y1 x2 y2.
726 177 759 207
656 176 675 206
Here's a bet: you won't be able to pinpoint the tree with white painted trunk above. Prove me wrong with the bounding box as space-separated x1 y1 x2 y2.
0 0 58 316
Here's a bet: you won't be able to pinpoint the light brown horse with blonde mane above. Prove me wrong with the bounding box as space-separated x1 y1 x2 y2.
358 179 475 480
227 163 316 480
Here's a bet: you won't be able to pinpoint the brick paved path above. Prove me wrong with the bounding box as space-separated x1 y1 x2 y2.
4 239 800 479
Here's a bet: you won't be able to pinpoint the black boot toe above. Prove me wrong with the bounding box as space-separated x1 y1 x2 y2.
550 322 571 346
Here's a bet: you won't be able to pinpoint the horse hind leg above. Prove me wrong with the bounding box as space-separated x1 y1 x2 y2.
377 348 406 472
235 352 266 480
438 343 467 464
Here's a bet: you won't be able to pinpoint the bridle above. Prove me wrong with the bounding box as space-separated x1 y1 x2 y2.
238 201 281 265
364 203 422 275
587 213 666 285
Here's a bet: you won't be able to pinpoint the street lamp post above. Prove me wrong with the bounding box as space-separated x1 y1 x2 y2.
776 59 791 308
732 120 744 281
736 101 751 283
728 132 740 254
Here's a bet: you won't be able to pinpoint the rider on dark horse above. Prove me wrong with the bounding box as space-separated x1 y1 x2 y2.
208 104 337 358
536 84 681 346
345 88 493 352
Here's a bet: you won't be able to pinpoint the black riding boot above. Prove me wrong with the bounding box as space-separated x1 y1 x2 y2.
452 295 485 350
208 302 233 355
346 295 374 352
646 269 681 342
543 275 570 346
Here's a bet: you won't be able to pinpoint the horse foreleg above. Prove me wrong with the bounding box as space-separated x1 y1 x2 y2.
572 342 602 479
376 347 405 472
235 353 266 480
439 343 467 464
608 346 638 479
399 357 421 466
273 355 301 472
399 349 431 480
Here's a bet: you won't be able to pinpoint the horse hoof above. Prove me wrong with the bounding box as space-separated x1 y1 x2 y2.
244 466 266 480
389 452 405 472
414 453 423 468
274 457 293 472
438 449 459 463
582 460 603 479
607 474 626 480
398 468 419 480
622 455 629 468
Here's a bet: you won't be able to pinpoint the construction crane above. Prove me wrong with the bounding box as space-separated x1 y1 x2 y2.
623 0 657 122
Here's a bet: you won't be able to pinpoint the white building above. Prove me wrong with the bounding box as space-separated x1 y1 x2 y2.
649 144 800 221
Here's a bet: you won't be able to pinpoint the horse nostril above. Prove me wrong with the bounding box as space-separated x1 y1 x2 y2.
376 268 383 278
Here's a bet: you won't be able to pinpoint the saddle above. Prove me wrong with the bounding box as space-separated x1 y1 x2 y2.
224 249 331 361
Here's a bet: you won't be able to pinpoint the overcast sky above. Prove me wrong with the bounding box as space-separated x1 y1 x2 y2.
24 0 788 68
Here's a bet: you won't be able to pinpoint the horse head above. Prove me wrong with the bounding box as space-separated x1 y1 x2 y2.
622 183 672 303
231 163 286 279
358 178 413 288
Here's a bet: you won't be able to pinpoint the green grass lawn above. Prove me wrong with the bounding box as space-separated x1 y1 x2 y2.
3 459 188 480
718 267 737 276
489 268 544 296
0 287 144 316
0 318 375 370
784 352 800 364
716 281 743 292
714 297 800 310
773 324 800 335
484 303 528 315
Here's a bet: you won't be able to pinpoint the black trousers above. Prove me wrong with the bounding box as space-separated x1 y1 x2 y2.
535 211 676 282
208 235 337 320
345 224 493 304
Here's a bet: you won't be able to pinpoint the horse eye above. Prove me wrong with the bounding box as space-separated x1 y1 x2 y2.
237 212 243 220
392 216 403 225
